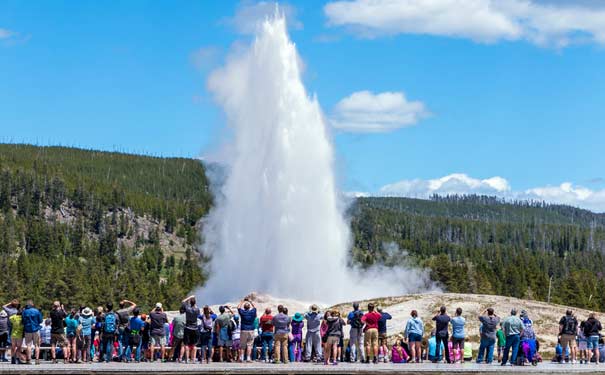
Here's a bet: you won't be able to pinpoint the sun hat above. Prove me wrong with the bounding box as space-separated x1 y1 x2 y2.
82 307 93 317
310 304 318 312
0 310 6 317
293 312 304 322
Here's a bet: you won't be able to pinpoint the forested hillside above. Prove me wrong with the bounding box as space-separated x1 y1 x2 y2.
0 144 211 311
2 144 604 313
350 196 605 311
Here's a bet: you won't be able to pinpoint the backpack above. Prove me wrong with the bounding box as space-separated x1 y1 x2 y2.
351 310 364 329
104 312 117 334
563 316 577 335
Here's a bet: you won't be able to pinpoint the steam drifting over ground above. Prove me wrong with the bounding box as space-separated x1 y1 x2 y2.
199 11 436 304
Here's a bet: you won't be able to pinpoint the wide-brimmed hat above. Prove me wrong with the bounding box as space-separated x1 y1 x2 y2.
0 310 6 317
293 312 304 322
82 307 93 317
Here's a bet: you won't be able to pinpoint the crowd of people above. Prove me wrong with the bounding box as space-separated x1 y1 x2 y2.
0 296 603 367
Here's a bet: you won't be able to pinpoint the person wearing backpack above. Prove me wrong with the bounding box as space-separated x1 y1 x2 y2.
559 310 578 364
346 302 365 363
101 302 119 363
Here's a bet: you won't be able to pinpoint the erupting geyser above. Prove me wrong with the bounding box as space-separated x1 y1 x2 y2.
200 10 435 304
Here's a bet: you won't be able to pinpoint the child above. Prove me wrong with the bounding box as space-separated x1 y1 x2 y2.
496 323 506 362
391 337 409 363
463 340 473 362
578 322 588 364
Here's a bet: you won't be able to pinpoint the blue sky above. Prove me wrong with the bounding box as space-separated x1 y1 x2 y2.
1 0 605 211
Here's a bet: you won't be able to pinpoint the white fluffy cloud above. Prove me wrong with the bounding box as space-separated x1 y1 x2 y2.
330 91 428 132
324 0 605 47
376 173 605 212
225 1 302 35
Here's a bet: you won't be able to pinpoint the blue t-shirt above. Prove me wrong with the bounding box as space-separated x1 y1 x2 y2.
129 317 145 333
79 316 94 336
238 308 257 331
451 316 466 339
65 316 79 336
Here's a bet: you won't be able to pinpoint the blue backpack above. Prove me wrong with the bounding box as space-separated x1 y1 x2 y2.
104 313 117 334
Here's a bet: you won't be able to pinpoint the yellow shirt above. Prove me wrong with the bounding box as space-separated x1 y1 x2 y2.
9 314 23 339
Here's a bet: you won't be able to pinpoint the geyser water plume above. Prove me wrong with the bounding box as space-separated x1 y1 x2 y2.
200 10 435 304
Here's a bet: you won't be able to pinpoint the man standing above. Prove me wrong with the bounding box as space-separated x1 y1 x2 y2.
101 302 119 363
49 301 68 364
559 310 579 364
116 299 136 361
361 302 381 364
304 304 322 362
377 307 392 363
181 295 200 363
170 305 186 362
477 308 500 364
22 300 43 365
583 312 602 364
259 307 274 362
347 302 365 363
215 305 235 362
272 305 291 364
237 298 257 362
432 306 451 364
149 303 168 362
501 308 524 366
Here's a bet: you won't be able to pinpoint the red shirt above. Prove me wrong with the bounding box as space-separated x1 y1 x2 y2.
362 311 381 331
260 314 274 333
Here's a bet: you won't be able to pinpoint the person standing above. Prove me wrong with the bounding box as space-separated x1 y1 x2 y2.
304 305 322 362
0 310 10 362
65 309 80 363
125 307 145 363
559 310 579 364
451 307 466 363
101 302 119 363
501 308 524 366
272 305 291 364
324 309 345 365
181 296 200 363
404 309 424 363
432 306 451 364
361 303 381 364
477 308 500 364
49 301 68 364
149 303 168 362
215 305 235 362
259 307 274 362
22 300 43 365
347 302 365 363
170 305 186 362
584 312 602 364
79 307 95 363
377 307 392 363
237 298 257 362
116 299 136 362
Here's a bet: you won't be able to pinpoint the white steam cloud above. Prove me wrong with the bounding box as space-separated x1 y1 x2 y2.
200 11 433 304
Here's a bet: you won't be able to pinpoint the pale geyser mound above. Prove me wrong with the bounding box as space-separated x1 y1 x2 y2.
200 11 435 304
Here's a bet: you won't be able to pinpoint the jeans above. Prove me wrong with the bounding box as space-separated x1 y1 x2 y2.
502 334 520 365
101 334 115 363
261 332 274 361
435 334 451 363
305 331 323 361
124 340 142 362
477 337 496 363
349 327 364 362
117 327 129 360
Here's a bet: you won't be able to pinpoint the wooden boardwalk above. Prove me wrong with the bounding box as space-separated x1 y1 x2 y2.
0 361 604 374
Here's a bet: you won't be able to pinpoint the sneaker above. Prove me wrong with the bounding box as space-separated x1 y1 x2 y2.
332 361 338 366
35 360 40 365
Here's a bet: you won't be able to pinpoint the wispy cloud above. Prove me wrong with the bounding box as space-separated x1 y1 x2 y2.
324 0 605 47
330 90 429 133
223 1 302 35
373 173 605 213
0 28 15 39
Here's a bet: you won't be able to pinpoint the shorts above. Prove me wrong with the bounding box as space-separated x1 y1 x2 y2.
0 332 8 347
24 331 41 347
11 337 22 348
326 336 340 347
578 340 588 351
232 339 240 351
561 334 577 349
172 337 183 350
364 328 379 348
452 337 465 349
217 337 232 347
378 333 388 345
240 330 254 349
587 336 600 350
81 336 91 352
184 328 198 346
50 333 67 347
151 335 166 346
408 333 422 342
